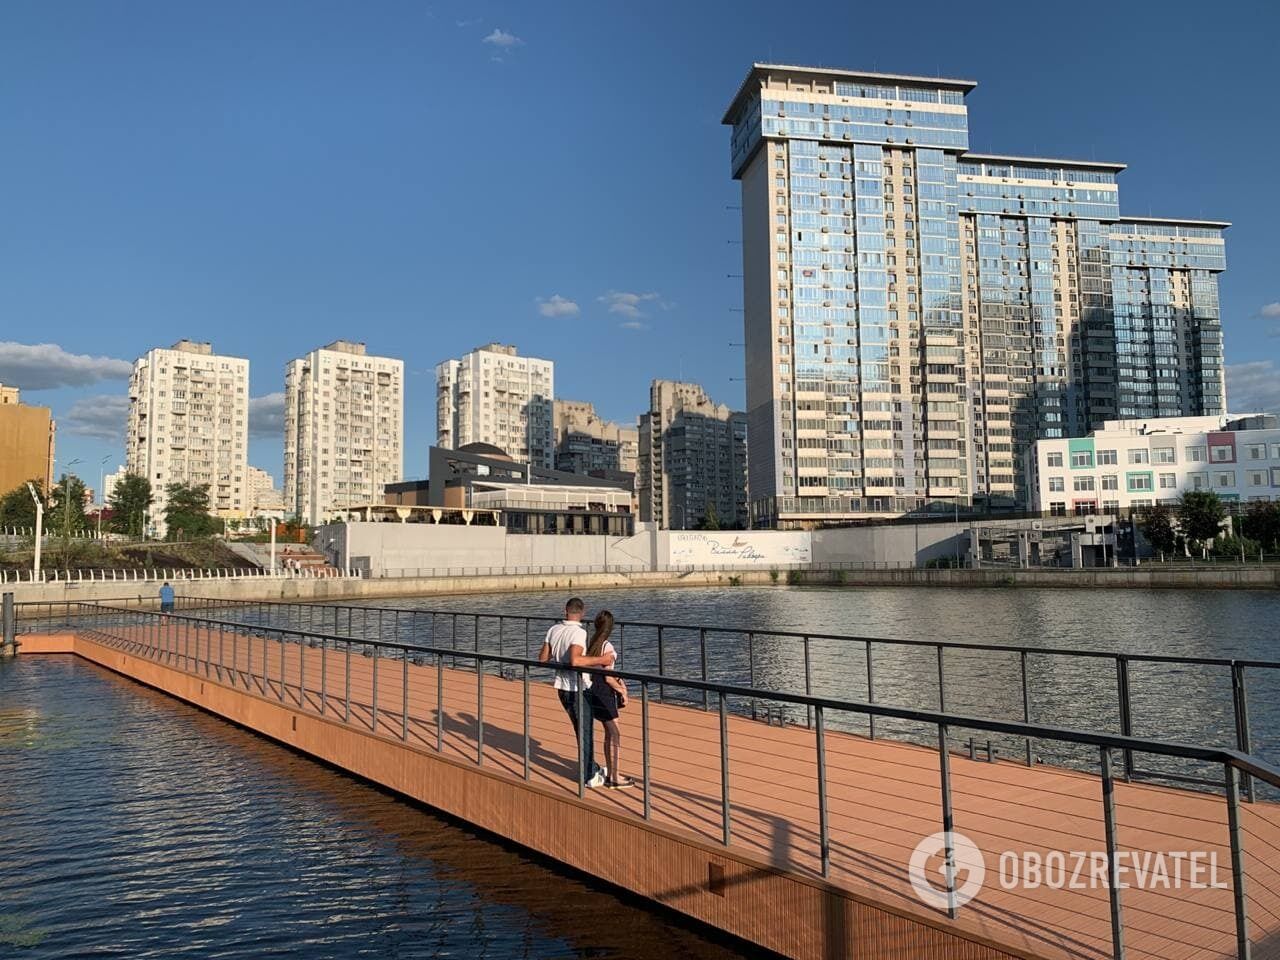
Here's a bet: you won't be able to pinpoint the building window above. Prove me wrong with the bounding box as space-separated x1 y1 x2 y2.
1048 477 1065 492
1049 501 1066 516
1216 471 1236 488
1128 449 1149 465
1188 471 1208 491
1153 448 1176 464
1071 450 1093 468
1102 499 1120 512
1210 444 1233 462
1158 473 1177 489
1247 470 1267 487
1101 474 1118 491
1247 444 1267 460
1127 472 1153 493
1096 449 1117 465
1272 467 1280 486
1185 446 1206 462
1046 452 1063 468
1073 476 1095 492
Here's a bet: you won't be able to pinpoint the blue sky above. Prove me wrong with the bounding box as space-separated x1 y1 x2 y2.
2 0 1278 491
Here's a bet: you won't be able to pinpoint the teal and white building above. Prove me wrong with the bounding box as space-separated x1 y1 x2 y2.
1026 415 1280 515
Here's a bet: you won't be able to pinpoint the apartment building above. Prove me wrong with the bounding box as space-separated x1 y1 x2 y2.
284 341 404 525
0 382 55 496
552 399 639 476
1027 415 1280 514
245 465 285 515
638 380 748 529
436 344 554 469
724 64 1227 528
125 341 248 533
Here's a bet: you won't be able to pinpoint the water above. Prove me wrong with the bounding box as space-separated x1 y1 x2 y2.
0 657 770 959
318 585 1280 783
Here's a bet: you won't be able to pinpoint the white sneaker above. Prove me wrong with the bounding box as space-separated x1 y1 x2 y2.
586 770 606 788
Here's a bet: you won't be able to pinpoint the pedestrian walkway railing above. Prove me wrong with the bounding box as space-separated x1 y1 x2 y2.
62 601 1280 960
131 595 1280 802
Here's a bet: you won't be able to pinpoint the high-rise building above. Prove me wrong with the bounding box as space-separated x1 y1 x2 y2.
245 465 285 515
638 380 748 530
102 466 127 504
126 341 248 534
436 344 554 468
284 341 404 525
552 399 639 476
0 383 55 497
724 64 1228 528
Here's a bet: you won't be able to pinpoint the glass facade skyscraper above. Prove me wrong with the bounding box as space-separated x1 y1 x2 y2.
725 64 1228 527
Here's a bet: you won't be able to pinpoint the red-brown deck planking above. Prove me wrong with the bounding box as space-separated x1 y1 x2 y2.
25 625 1280 960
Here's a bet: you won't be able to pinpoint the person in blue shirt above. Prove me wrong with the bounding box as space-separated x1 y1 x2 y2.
159 582 174 614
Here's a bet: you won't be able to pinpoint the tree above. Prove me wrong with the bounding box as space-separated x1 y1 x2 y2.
47 474 87 536
698 501 721 531
1242 500 1280 552
163 482 218 540
1138 503 1179 557
1178 490 1227 550
108 473 153 537
0 479 44 530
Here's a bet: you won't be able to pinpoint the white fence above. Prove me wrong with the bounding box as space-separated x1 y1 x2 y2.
0 567 363 584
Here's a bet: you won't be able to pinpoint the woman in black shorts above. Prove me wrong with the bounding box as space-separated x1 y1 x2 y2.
586 611 634 789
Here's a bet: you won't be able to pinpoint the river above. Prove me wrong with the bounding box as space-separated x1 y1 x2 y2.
0 656 771 958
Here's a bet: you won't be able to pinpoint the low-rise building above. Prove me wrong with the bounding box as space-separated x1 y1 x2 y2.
0 382 55 496
1026 415 1280 515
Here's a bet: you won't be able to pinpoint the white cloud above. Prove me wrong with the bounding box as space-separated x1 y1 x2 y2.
1259 302 1280 319
63 395 130 441
618 320 649 331
1226 361 1280 415
597 290 667 319
249 392 286 439
482 28 523 48
0 342 132 391
537 294 580 318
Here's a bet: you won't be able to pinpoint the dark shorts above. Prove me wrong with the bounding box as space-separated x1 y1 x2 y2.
160 601 174 613
588 684 620 722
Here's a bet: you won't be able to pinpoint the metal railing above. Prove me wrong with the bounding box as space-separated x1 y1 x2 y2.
68 601 1280 960
38 594 1275 804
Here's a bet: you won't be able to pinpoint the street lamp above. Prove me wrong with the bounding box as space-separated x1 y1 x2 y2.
26 483 43 579
96 455 112 538
54 458 83 540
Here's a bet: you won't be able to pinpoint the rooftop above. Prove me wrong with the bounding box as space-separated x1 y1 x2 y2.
723 62 977 124
1116 215 1232 229
959 152 1127 173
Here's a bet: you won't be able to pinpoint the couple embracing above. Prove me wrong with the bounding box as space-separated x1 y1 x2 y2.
539 597 635 790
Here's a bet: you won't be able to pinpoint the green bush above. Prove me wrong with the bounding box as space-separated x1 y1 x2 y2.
785 569 805 585
768 568 779 583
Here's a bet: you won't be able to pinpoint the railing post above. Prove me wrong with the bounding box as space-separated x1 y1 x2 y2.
320 640 328 717
1225 763 1252 960
576 682 587 800
657 626 665 701
1021 650 1033 766
1231 663 1254 803
700 628 709 710
719 691 731 846
1100 747 1127 960
815 703 830 877
278 631 285 702
522 663 530 781
298 632 305 707
936 645 946 712
436 651 444 753
641 681 651 821
344 642 352 723
866 641 876 740
371 644 379 733
937 723 957 919
747 631 756 720
804 635 813 728
476 655 485 765
401 647 409 741
1116 657 1134 780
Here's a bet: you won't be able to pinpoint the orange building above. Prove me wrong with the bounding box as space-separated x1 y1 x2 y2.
0 384 55 496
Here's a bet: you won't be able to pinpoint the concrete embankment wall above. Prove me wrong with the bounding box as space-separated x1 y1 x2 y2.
23 632 1030 960
7 563 1278 607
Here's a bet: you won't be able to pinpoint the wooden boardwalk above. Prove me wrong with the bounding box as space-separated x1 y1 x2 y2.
54 625 1280 960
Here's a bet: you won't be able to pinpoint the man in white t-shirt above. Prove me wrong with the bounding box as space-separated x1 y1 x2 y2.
538 596 615 788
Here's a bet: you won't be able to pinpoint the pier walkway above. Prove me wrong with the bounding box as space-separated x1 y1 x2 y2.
14 604 1280 960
